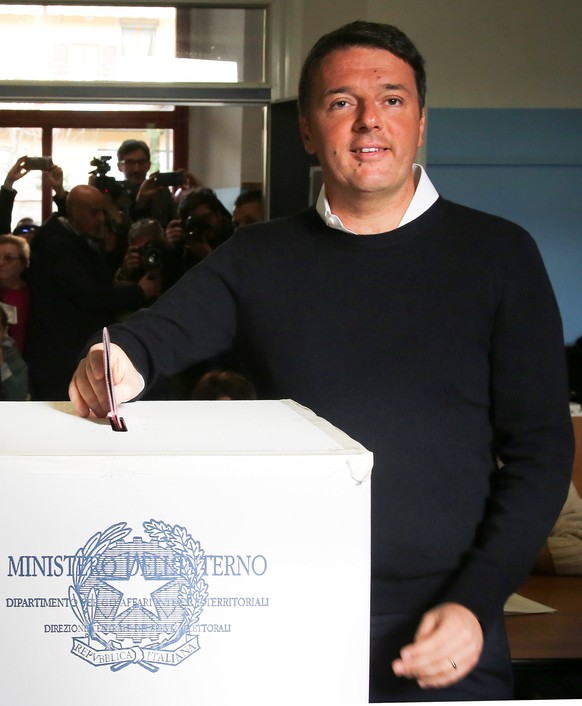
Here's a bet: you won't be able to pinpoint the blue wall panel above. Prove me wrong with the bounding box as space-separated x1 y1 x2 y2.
426 109 582 344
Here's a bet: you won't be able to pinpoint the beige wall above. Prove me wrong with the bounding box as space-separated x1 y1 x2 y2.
275 0 582 108
189 0 582 189
9 0 575 190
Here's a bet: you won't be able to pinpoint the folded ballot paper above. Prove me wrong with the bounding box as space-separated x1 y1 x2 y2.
0 400 373 706
503 593 556 615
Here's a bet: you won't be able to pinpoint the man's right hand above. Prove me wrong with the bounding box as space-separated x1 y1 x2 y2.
138 271 162 301
165 218 185 245
69 343 143 418
3 156 29 190
121 246 143 274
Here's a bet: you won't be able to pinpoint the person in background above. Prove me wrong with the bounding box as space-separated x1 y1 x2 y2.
27 184 160 400
232 189 265 229
12 218 39 241
115 218 181 295
1 157 31 234
0 233 30 356
170 169 204 207
69 21 573 702
1 157 68 235
0 304 28 400
166 188 234 271
116 139 176 228
47 162 68 216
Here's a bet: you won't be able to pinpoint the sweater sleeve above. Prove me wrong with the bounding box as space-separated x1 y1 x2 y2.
106 238 239 386
439 230 574 629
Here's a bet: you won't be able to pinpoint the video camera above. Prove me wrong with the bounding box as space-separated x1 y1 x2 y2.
89 156 122 199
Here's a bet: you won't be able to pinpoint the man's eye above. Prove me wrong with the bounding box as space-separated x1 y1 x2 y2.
386 98 403 106
331 99 350 109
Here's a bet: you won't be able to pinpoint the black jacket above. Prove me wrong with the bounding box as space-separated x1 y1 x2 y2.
27 214 146 399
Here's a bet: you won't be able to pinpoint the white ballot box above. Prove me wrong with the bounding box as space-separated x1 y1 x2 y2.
0 400 372 706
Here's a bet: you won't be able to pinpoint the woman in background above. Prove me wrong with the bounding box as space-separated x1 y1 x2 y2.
0 233 30 356
0 304 28 400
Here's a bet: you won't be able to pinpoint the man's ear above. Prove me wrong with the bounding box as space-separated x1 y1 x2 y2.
417 109 426 149
299 115 316 155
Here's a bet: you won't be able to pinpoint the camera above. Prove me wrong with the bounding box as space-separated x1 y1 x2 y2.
155 171 184 187
89 156 122 199
24 156 53 171
134 240 181 290
13 223 38 237
138 243 164 270
183 214 212 243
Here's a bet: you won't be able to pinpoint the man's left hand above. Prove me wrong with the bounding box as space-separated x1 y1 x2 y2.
392 603 483 689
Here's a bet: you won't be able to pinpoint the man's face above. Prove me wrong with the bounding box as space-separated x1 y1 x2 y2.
299 46 425 209
68 192 106 240
233 201 263 228
190 205 221 231
131 233 155 250
117 148 151 185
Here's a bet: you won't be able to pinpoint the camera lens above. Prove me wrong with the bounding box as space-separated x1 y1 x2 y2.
183 215 211 243
141 244 162 268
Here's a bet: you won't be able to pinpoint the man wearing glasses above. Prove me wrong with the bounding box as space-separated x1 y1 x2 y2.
116 139 176 228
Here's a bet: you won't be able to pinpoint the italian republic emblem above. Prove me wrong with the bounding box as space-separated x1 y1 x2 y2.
68 519 208 672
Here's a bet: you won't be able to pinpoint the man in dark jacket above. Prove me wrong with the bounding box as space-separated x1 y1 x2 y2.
27 184 160 400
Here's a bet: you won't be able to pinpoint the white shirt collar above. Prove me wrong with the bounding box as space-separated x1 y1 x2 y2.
315 164 439 234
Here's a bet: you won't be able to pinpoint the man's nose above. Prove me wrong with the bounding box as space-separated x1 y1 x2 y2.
354 100 381 130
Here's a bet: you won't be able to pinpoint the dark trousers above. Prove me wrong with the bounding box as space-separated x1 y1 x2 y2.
369 611 513 702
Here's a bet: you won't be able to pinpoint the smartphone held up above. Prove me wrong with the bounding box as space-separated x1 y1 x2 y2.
24 156 53 171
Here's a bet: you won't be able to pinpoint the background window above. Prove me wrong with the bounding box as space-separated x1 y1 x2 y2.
0 5 265 84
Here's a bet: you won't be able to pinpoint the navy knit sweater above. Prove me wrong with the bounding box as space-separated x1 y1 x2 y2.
109 198 574 630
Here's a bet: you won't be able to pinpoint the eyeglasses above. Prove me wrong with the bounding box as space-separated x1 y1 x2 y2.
0 254 20 263
118 158 149 167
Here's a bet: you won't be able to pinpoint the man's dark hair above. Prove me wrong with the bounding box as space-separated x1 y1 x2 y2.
234 188 263 209
177 188 231 221
117 139 151 161
298 20 426 115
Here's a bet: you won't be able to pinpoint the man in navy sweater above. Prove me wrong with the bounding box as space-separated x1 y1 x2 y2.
69 21 573 701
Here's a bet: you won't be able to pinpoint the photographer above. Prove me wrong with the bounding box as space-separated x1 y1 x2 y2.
116 140 176 228
47 163 68 216
232 188 265 229
115 218 181 294
1 156 29 233
1 157 69 234
166 188 234 272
